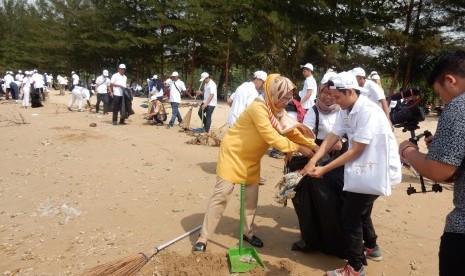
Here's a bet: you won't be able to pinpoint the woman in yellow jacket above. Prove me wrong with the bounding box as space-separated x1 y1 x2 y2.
193 74 318 252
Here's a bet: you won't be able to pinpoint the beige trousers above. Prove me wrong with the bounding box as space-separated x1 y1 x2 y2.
200 176 259 239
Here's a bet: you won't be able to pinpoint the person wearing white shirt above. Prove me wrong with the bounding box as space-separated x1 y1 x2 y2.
299 63 317 110
302 71 400 276
227 70 267 127
68 86 91 112
195 72 217 133
15 70 24 83
57 75 68 95
71 71 79 90
110 64 128 125
32 71 46 102
166 71 186 128
21 71 33 108
3 71 14 100
150 75 164 101
46 74 53 89
95 70 111 114
352 67 390 121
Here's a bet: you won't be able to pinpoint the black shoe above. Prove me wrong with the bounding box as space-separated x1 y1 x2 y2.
243 235 263 248
119 121 127 125
291 240 315 252
112 122 117 125
193 242 207 252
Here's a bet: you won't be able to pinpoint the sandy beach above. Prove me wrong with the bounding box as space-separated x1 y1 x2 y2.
0 89 450 275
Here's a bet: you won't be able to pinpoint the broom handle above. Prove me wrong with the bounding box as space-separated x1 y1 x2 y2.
154 225 202 252
239 183 245 252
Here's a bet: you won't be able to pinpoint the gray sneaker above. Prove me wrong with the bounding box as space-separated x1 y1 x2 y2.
365 245 382 261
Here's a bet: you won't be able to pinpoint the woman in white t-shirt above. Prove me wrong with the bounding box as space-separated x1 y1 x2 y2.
287 78 346 257
303 82 341 145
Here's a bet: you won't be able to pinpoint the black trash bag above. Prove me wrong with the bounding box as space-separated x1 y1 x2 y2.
31 89 43 108
288 156 346 259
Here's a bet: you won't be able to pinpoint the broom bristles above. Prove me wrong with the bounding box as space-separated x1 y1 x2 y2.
181 107 193 130
82 252 151 276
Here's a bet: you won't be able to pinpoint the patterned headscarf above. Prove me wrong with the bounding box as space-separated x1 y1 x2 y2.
258 74 314 138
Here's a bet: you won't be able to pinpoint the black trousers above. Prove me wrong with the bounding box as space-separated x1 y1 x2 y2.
112 95 123 123
439 232 465 275
341 191 378 269
95 93 109 114
198 104 215 132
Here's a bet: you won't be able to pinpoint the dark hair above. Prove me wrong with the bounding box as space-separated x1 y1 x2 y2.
428 49 465 86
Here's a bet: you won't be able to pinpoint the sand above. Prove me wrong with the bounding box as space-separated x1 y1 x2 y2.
0 89 450 275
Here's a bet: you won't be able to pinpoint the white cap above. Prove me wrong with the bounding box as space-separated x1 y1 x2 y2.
370 74 380 80
331 71 367 92
300 63 314 71
369 71 380 80
152 75 158 79
18 70 22 73
71 71 75 74
253 70 267 81
320 71 337 84
171 71 179 77
118 64 126 69
103 70 109 76
150 95 158 101
352 67 366 77
199 72 209 81
25 71 31 75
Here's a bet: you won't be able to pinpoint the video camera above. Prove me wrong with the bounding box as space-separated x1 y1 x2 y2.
389 88 443 196
389 87 425 131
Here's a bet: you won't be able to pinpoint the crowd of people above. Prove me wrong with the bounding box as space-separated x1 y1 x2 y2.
193 51 463 276
1 49 463 276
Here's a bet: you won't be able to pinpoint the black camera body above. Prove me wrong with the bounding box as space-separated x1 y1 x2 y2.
390 99 426 129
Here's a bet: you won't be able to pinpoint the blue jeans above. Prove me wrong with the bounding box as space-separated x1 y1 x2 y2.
198 104 215 132
169 102 182 126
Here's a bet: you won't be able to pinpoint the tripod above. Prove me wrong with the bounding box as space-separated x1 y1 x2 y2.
400 122 443 195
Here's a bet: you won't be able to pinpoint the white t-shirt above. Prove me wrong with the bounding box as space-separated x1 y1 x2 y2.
303 107 340 140
3 74 14 88
46 75 53 83
95 75 110 94
332 95 399 189
110 73 127 96
203 80 217 106
32 73 45 89
72 73 80 85
168 79 186 103
72 86 91 100
21 76 32 92
227 81 258 127
299 75 317 109
15 74 24 82
362 79 385 107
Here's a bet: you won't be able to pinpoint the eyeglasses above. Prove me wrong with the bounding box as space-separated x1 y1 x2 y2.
280 96 293 103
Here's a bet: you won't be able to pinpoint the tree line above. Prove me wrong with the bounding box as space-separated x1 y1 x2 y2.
0 0 464 101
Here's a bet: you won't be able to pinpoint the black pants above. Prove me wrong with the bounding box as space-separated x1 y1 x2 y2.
198 104 215 132
112 95 123 123
341 192 378 269
439 232 465 275
95 93 109 114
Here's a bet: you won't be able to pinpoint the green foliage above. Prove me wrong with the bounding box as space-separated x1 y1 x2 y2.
0 0 463 94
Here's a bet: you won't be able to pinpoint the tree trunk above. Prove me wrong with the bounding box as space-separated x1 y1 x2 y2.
390 0 415 95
